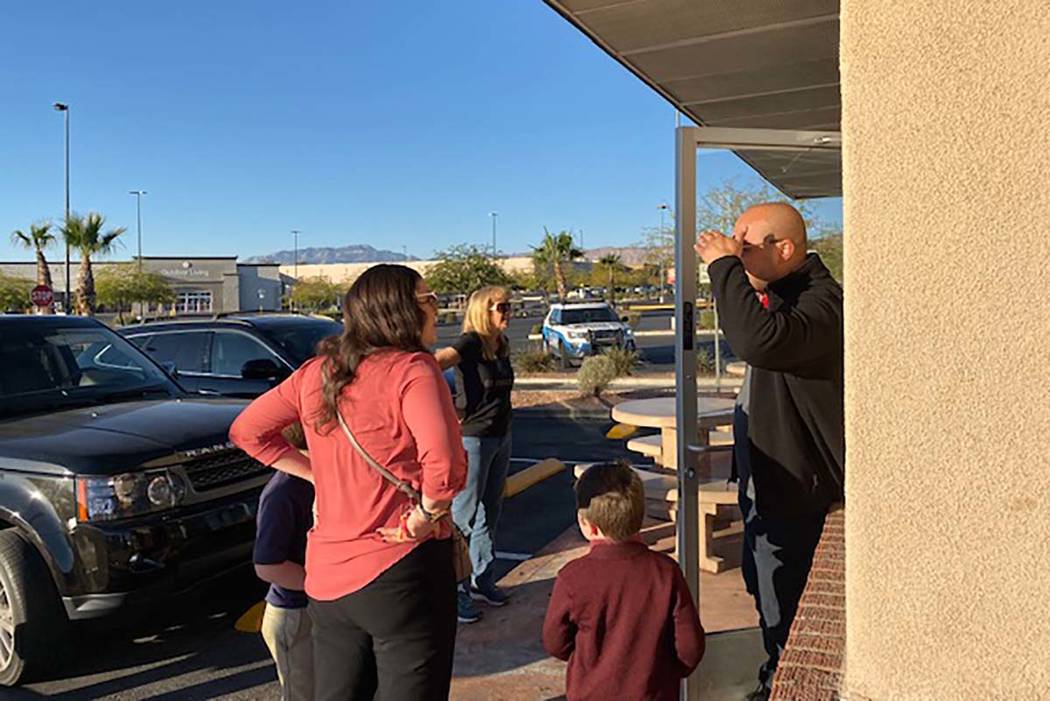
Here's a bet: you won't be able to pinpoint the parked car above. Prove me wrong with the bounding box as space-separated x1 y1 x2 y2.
512 295 548 318
120 313 342 398
541 302 635 368
0 315 271 685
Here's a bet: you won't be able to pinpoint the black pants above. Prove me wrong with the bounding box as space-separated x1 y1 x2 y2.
308 538 457 701
735 409 827 691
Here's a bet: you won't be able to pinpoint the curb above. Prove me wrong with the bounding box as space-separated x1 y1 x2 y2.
503 458 565 498
526 330 723 341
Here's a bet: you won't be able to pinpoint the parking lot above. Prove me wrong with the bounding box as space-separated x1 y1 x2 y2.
15 403 637 700
437 308 735 368
0 304 725 700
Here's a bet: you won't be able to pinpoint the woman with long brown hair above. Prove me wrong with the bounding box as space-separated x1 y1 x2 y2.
231 264 466 701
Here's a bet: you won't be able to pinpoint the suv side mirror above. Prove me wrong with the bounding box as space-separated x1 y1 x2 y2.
621 316 629 323
160 361 179 379
241 358 284 381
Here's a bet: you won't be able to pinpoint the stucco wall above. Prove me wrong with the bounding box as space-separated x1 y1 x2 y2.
841 2 1050 699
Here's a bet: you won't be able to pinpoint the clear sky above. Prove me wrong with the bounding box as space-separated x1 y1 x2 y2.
1 1 842 263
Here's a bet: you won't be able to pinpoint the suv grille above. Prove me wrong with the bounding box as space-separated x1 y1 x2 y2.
183 450 269 491
592 329 623 343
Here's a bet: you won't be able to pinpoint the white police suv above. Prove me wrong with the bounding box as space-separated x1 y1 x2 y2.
541 302 635 368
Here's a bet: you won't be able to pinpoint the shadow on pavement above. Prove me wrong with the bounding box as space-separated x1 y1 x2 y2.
23 568 275 700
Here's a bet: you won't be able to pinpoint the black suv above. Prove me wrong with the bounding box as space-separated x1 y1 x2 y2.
120 313 342 398
0 315 271 685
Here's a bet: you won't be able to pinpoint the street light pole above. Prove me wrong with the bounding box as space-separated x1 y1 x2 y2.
291 230 301 310
489 212 498 257
292 230 301 279
129 190 147 271
658 203 669 303
54 102 70 311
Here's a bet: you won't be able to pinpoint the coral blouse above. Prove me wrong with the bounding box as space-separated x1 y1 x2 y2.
230 350 467 601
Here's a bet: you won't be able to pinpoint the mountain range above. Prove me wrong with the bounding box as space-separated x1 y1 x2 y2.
245 245 416 265
246 243 653 266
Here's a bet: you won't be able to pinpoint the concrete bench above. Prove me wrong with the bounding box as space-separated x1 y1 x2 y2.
626 431 735 469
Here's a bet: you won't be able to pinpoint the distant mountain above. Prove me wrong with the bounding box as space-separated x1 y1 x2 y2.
246 245 417 265
581 246 651 267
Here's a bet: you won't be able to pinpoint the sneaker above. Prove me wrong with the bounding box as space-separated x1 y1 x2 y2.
457 590 482 624
470 580 509 607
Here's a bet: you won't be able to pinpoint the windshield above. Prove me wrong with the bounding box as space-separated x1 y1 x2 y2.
0 322 179 418
257 319 343 365
560 307 619 325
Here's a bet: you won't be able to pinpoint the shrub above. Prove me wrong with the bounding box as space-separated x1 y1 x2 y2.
696 348 716 376
603 347 639 377
513 350 555 374
577 355 618 396
697 310 716 330
530 322 543 335
441 311 459 324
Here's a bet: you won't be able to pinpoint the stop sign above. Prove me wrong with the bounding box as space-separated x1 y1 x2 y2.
30 285 54 308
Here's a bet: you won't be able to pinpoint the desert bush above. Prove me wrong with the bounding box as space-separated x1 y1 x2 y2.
577 355 618 396
603 347 639 377
696 348 717 376
514 350 555 374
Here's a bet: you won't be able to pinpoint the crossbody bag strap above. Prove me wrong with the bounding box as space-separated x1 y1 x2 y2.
336 411 420 503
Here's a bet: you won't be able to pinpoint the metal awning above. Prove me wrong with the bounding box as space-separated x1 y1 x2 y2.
543 0 841 198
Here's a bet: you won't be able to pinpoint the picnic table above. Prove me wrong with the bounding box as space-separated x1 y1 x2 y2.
611 395 741 573
612 396 735 471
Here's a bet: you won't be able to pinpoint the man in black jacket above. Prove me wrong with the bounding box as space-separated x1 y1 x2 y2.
695 203 844 701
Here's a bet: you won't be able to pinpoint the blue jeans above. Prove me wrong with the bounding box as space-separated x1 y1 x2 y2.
451 434 511 588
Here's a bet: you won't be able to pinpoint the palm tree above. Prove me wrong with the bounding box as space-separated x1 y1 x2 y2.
61 212 125 316
532 228 582 301
10 223 56 313
597 253 622 303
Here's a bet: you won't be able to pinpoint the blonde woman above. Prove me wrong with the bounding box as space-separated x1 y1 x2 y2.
435 286 514 623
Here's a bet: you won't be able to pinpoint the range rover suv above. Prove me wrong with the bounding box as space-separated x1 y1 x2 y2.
0 315 271 685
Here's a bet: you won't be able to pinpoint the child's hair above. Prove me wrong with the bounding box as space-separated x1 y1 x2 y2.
574 461 645 542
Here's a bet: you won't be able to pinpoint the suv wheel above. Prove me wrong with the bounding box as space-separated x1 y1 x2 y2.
0 530 67 685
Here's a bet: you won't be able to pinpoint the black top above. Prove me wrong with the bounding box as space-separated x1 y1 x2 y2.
254 472 314 609
710 253 844 518
451 332 514 437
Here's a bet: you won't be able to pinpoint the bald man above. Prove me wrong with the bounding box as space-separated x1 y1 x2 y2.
695 203 843 701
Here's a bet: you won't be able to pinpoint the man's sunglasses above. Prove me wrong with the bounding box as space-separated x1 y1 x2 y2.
741 233 784 252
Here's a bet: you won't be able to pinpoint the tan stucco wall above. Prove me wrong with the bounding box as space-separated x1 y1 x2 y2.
841 2 1050 699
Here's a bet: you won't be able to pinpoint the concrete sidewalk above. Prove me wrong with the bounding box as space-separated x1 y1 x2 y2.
450 521 761 700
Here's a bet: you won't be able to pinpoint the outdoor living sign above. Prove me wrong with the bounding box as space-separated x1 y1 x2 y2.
155 261 213 279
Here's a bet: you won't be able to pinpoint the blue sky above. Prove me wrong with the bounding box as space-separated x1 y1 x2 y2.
0 1 841 263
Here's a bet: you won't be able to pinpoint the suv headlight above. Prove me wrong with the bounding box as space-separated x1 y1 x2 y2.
75 470 186 522
567 329 588 340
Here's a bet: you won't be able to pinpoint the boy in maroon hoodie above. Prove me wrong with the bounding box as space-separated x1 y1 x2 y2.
542 461 705 701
